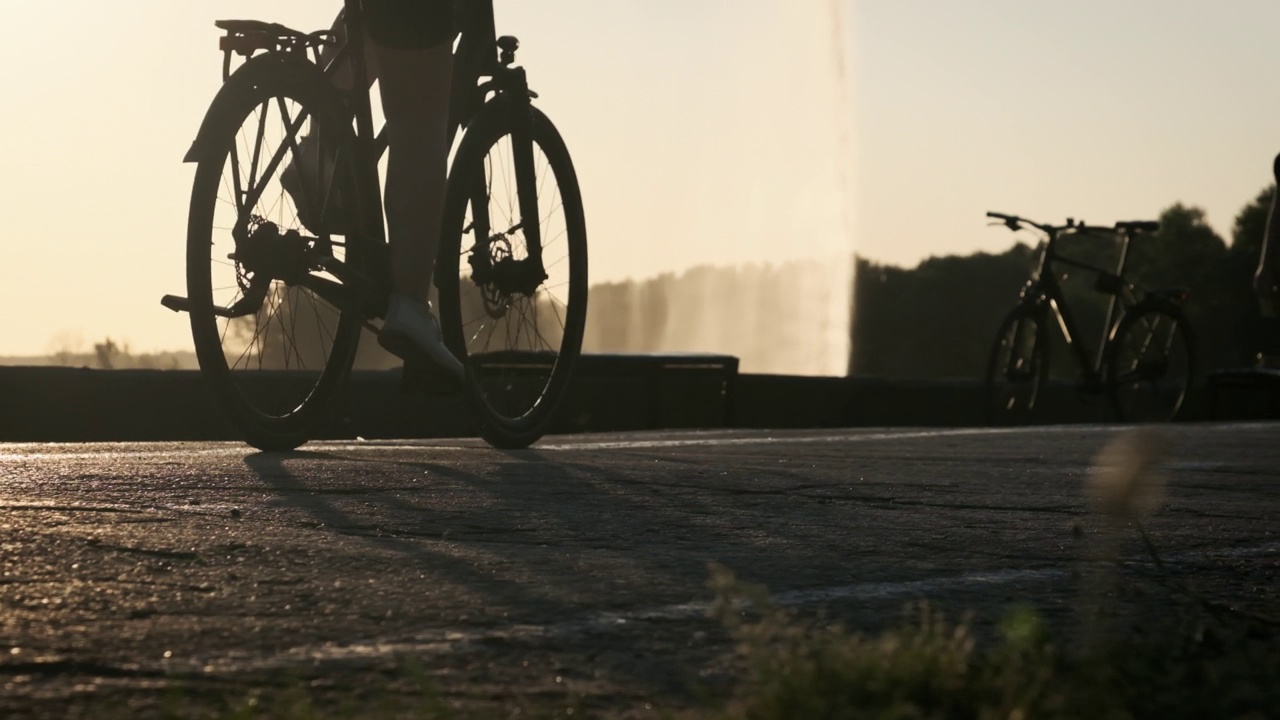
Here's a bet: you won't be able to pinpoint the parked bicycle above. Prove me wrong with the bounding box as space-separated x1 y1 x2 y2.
162 1 588 451
983 212 1194 425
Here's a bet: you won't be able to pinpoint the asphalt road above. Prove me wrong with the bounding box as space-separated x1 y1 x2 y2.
1 424 1276 717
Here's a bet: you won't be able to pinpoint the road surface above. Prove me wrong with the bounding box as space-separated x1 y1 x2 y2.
1 424 1276 717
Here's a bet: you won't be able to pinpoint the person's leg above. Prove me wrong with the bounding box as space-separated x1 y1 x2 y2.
374 42 453 301
363 0 462 378
325 0 455 297
1255 154 1280 319
374 41 464 379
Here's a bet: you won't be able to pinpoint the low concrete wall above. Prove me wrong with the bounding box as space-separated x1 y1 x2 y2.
0 355 740 443
0 356 1261 444
727 375 1200 429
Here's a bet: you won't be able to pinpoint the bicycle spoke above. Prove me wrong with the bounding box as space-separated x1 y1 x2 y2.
541 246 570 272
234 291 278 370
286 289 302 370
535 151 552 208
219 170 237 216
529 300 555 352
465 319 490 346
229 141 245 216
248 102 268 196
481 316 500 355
545 290 566 332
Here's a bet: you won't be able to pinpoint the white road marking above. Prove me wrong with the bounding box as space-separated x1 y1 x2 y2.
0 422 1270 461
535 425 1110 451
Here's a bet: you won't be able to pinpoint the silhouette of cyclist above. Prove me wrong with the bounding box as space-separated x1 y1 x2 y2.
1252 153 1280 367
302 0 464 379
1258 153 1280 322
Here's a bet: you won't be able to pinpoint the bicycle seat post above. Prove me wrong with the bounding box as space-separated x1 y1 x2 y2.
1113 229 1134 283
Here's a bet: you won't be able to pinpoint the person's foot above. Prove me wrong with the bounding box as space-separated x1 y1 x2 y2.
379 296 465 381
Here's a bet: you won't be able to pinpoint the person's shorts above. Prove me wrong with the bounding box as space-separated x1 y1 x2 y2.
361 0 456 50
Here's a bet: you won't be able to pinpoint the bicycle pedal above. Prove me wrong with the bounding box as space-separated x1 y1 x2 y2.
160 294 191 313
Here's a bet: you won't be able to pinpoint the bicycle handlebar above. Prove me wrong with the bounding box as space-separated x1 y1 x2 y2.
986 211 1053 233
986 212 1159 236
1114 220 1160 233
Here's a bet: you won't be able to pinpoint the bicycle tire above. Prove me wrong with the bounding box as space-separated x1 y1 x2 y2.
984 304 1049 426
186 55 366 451
1105 300 1194 423
436 104 588 449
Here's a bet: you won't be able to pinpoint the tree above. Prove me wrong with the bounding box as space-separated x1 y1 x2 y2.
1128 204 1229 292
849 244 1037 377
1230 184 1273 269
93 339 121 370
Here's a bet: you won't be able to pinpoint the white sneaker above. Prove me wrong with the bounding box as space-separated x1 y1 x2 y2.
379 296 465 381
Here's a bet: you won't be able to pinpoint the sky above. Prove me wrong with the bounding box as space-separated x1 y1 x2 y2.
854 0 1279 266
0 1 1276 357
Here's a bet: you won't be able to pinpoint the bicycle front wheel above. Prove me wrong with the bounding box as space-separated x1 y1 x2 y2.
1106 301 1194 423
437 106 588 449
186 57 366 451
984 304 1049 426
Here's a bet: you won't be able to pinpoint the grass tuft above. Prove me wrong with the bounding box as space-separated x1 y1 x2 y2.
703 564 1067 720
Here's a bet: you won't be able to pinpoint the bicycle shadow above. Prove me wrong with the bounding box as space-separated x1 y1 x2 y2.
238 440 871 703
242 448 576 617
246 441 881 591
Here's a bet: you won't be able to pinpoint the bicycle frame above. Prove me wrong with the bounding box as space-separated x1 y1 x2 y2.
328 1 499 174
190 1 545 321
320 0 499 243
167 2 588 450
1020 225 1146 386
324 1 546 301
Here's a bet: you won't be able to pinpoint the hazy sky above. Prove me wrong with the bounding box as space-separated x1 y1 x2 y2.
854 0 1279 265
0 1 1275 356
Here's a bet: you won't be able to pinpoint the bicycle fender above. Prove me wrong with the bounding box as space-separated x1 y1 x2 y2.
454 94 524 147
182 54 328 163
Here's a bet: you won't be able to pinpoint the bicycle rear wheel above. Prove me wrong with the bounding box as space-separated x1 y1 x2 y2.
436 106 588 449
1106 301 1194 422
984 304 1049 426
186 58 365 451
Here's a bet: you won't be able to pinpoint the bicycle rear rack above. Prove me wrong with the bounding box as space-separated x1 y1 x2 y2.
214 19 335 81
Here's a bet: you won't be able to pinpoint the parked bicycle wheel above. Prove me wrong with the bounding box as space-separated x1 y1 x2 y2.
984 305 1049 426
186 57 365 451
436 106 588 449
1105 300 1194 423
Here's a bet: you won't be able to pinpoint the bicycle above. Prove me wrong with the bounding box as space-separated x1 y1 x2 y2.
983 212 1195 425
161 1 588 451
